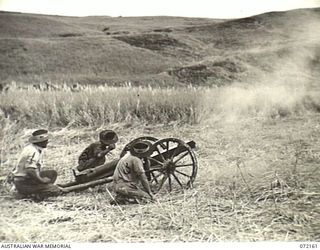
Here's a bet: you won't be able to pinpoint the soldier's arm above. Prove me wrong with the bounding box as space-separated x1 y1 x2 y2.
17 148 50 183
140 174 154 199
25 168 51 184
96 144 116 158
77 146 92 171
134 158 154 199
143 158 151 181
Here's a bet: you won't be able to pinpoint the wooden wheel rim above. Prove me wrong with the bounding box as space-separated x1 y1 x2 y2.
146 138 198 193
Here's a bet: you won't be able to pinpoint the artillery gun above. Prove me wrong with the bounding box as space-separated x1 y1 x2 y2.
63 136 198 193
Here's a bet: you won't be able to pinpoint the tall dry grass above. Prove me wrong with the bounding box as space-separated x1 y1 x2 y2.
1 83 320 128
0 116 24 175
0 85 199 127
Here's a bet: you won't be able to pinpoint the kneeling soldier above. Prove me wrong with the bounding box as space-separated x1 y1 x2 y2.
112 141 154 205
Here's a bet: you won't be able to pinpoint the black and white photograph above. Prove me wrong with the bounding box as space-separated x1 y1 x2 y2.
0 0 319 247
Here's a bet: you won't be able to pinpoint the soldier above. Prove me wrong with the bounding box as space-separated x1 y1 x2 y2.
77 130 118 171
12 129 111 199
12 129 63 198
112 141 155 205
72 130 119 183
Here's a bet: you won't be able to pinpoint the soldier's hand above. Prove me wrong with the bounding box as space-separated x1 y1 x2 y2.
81 169 93 175
42 177 51 184
108 144 116 150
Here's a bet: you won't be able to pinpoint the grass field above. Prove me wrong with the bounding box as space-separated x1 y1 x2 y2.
0 83 319 242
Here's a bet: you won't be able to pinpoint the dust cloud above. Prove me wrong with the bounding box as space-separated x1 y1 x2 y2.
201 11 320 122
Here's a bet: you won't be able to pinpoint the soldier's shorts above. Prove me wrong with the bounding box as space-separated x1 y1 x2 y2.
113 181 151 204
13 170 62 198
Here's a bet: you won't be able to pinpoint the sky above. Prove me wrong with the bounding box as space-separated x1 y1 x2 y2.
0 0 320 18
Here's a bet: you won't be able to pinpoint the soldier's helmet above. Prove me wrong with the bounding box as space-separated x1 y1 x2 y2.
99 130 118 145
130 141 151 158
29 129 50 143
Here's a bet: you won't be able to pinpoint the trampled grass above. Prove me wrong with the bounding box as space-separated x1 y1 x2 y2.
0 113 319 242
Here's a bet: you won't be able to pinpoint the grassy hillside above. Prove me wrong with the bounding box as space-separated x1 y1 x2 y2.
1 8 320 86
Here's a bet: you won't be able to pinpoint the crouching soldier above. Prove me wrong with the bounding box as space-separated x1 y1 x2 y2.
70 130 119 184
12 129 63 199
112 141 155 205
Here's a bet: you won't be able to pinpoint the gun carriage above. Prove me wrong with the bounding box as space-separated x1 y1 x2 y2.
68 137 198 193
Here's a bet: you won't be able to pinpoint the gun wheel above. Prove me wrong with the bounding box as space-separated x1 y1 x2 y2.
146 138 198 193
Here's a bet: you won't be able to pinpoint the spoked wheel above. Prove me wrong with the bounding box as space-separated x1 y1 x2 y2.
145 138 198 193
120 136 158 157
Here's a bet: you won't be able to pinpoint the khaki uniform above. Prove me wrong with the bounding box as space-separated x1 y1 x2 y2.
74 142 118 183
113 153 151 204
78 142 107 171
12 144 61 197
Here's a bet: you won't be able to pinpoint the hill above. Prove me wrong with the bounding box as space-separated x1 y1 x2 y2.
0 8 320 86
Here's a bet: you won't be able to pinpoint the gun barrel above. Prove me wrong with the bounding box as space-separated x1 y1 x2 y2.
150 140 196 167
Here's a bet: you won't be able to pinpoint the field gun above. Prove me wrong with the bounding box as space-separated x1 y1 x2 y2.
120 137 197 192
63 137 198 193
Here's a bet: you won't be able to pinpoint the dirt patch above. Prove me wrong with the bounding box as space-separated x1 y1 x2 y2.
168 64 212 85
58 33 83 38
115 33 186 51
153 28 173 33
114 33 198 61
168 58 248 85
